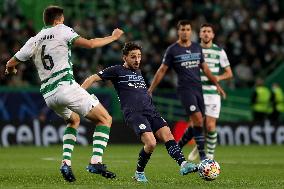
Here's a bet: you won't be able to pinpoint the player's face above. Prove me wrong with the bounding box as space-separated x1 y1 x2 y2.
178 25 191 42
200 27 214 44
124 49 142 70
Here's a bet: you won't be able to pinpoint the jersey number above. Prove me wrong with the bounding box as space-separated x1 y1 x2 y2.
41 45 54 70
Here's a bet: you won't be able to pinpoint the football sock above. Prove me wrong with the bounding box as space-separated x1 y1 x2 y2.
62 127 77 166
178 127 194 148
206 130 218 157
136 148 152 172
165 140 186 166
91 125 110 164
192 126 206 159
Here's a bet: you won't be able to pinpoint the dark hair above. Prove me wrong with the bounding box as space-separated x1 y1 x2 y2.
122 42 142 55
200 23 215 33
177 20 191 29
43 6 64 26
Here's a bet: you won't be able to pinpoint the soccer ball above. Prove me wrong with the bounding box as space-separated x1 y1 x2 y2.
198 159 220 181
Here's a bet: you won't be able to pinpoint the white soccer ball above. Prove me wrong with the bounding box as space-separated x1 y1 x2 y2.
198 159 221 181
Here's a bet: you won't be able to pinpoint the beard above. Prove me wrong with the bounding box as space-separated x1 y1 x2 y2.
202 37 211 44
181 37 189 43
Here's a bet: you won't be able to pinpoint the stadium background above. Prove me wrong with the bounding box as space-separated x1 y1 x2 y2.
1 0 283 146
0 1 284 188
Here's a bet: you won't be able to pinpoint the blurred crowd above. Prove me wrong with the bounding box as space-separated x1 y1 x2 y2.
1 0 284 89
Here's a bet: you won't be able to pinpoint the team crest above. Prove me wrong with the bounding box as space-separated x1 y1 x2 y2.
190 105 196 111
139 124 146 130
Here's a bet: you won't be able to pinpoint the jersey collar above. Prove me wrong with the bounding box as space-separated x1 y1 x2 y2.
42 25 53 29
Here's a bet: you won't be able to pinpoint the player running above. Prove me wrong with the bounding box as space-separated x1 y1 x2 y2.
81 42 198 182
185 23 233 161
148 20 226 161
5 5 124 182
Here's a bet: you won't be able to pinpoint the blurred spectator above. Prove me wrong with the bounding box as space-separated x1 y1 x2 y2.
234 59 254 87
270 83 284 121
251 78 273 122
1 0 284 89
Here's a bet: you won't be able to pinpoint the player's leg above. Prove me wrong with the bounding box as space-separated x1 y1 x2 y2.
205 116 217 159
178 120 193 148
204 95 221 159
62 112 80 166
155 126 198 175
60 112 80 182
85 104 112 164
84 103 116 178
178 90 206 161
59 83 114 178
134 132 156 182
190 112 206 160
126 113 154 182
45 95 79 182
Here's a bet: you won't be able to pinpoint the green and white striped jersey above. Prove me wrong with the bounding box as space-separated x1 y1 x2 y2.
14 24 80 98
201 44 230 95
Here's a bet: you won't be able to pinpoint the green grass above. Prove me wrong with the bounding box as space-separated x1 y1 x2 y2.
0 145 283 189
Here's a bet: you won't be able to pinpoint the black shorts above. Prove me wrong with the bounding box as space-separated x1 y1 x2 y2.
178 88 205 116
125 111 168 136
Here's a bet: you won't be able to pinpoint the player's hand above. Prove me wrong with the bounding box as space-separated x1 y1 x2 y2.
215 75 220 82
5 67 17 75
216 84 226 99
112 28 124 40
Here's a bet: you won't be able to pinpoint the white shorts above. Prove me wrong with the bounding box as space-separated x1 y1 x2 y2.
44 82 100 120
203 94 221 118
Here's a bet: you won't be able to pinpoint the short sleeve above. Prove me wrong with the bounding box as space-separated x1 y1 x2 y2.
97 66 118 81
61 24 80 45
162 47 173 67
220 49 230 68
14 37 36 62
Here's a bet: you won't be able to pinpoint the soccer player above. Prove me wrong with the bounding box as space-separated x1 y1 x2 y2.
5 6 124 182
148 20 226 161
186 23 233 161
81 42 198 182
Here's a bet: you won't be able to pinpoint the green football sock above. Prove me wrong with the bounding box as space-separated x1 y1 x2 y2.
91 125 110 164
62 127 77 166
206 131 218 156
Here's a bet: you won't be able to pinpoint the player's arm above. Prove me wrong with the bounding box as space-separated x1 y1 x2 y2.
216 66 233 82
217 49 233 81
201 62 226 99
74 28 124 49
6 37 35 75
5 57 19 75
148 64 169 94
81 74 102 89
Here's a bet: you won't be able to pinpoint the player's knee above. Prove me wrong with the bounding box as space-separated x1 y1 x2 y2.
193 118 203 127
104 114 112 126
206 124 215 132
145 140 156 152
68 114 80 128
164 132 174 142
100 113 112 127
158 130 174 143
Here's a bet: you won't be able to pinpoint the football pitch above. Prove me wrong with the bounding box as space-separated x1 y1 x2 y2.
0 145 283 189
